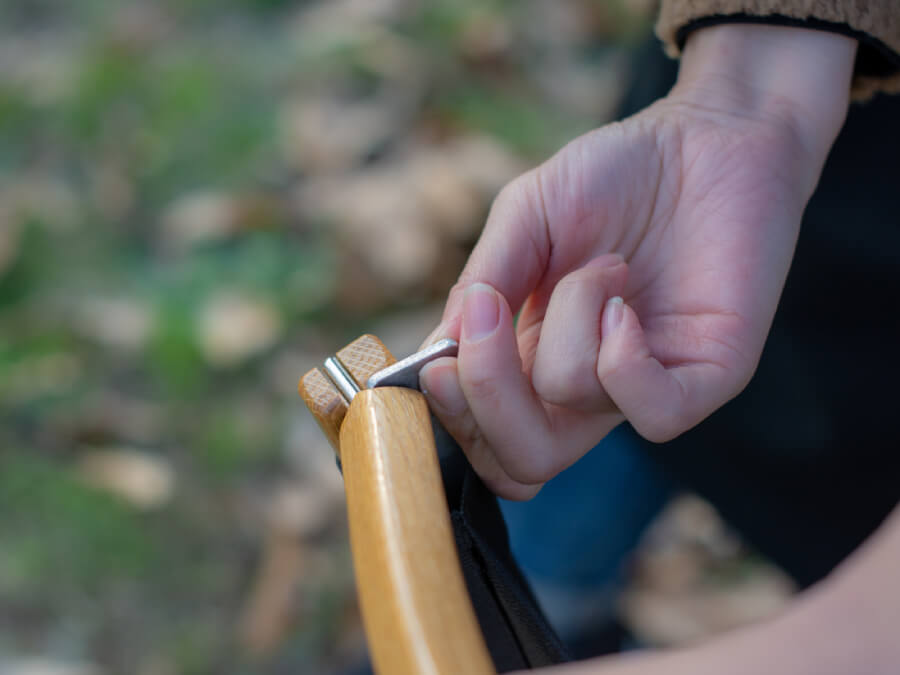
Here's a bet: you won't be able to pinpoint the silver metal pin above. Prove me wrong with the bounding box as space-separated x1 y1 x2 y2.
323 356 361 403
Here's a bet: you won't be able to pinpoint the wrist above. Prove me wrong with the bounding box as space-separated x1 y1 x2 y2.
670 24 856 173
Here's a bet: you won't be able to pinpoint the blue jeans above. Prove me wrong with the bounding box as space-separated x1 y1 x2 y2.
499 424 675 634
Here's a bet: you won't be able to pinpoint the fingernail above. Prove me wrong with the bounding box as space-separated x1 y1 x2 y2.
462 283 499 342
420 363 467 416
603 296 624 336
419 322 446 350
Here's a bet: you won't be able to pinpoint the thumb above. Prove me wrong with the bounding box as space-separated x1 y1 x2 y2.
419 356 542 501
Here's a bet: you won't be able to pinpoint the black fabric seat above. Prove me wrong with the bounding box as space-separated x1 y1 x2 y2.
438 427 571 672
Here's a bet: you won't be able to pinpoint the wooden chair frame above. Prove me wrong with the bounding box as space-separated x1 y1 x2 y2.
299 335 495 675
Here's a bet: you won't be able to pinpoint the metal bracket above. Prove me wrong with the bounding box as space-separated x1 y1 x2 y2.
319 338 461 467
366 338 459 391
321 338 458 400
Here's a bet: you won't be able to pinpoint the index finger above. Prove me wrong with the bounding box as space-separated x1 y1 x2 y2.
435 169 551 341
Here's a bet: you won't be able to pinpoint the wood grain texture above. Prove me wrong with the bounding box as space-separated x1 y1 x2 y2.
299 334 492 674
298 334 396 457
336 333 397 387
298 367 346 454
340 387 494 675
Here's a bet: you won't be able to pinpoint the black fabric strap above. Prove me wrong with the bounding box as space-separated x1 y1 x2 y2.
438 433 571 671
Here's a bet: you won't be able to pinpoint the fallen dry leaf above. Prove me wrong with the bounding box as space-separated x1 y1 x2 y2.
239 532 306 656
53 391 164 447
458 10 514 65
76 447 175 510
296 135 525 297
2 178 81 232
621 494 796 646
0 35 80 106
620 570 795 646
407 151 484 242
73 297 153 352
279 94 408 174
196 291 283 367
0 659 104 675
160 191 238 252
444 134 528 200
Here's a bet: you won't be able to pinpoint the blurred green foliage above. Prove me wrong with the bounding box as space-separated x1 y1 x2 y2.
0 452 157 588
0 0 647 672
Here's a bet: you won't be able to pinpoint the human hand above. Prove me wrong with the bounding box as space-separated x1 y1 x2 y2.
420 24 856 499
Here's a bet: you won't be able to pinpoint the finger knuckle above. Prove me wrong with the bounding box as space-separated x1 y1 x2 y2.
503 452 559 486
553 271 589 292
493 172 539 220
462 370 502 405
446 279 469 307
635 409 685 444
596 354 627 387
491 479 542 502
455 412 484 450
533 361 593 408
494 175 527 208
465 434 542 500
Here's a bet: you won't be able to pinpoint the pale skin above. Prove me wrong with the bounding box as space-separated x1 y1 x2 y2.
419 22 900 675
538 502 900 675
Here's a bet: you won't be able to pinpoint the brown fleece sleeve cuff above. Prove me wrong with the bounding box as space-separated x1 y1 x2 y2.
656 0 900 99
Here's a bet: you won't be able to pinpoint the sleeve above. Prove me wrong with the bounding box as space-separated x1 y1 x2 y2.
656 0 900 99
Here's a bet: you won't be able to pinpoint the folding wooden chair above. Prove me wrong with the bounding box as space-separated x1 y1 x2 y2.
299 335 570 674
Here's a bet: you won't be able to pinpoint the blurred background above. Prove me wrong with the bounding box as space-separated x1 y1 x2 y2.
0 1 795 673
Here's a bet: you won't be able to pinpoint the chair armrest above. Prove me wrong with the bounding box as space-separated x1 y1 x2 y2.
299 335 494 675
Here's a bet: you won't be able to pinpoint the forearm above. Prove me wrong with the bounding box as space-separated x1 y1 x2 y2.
535 503 900 675
816 502 900 675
